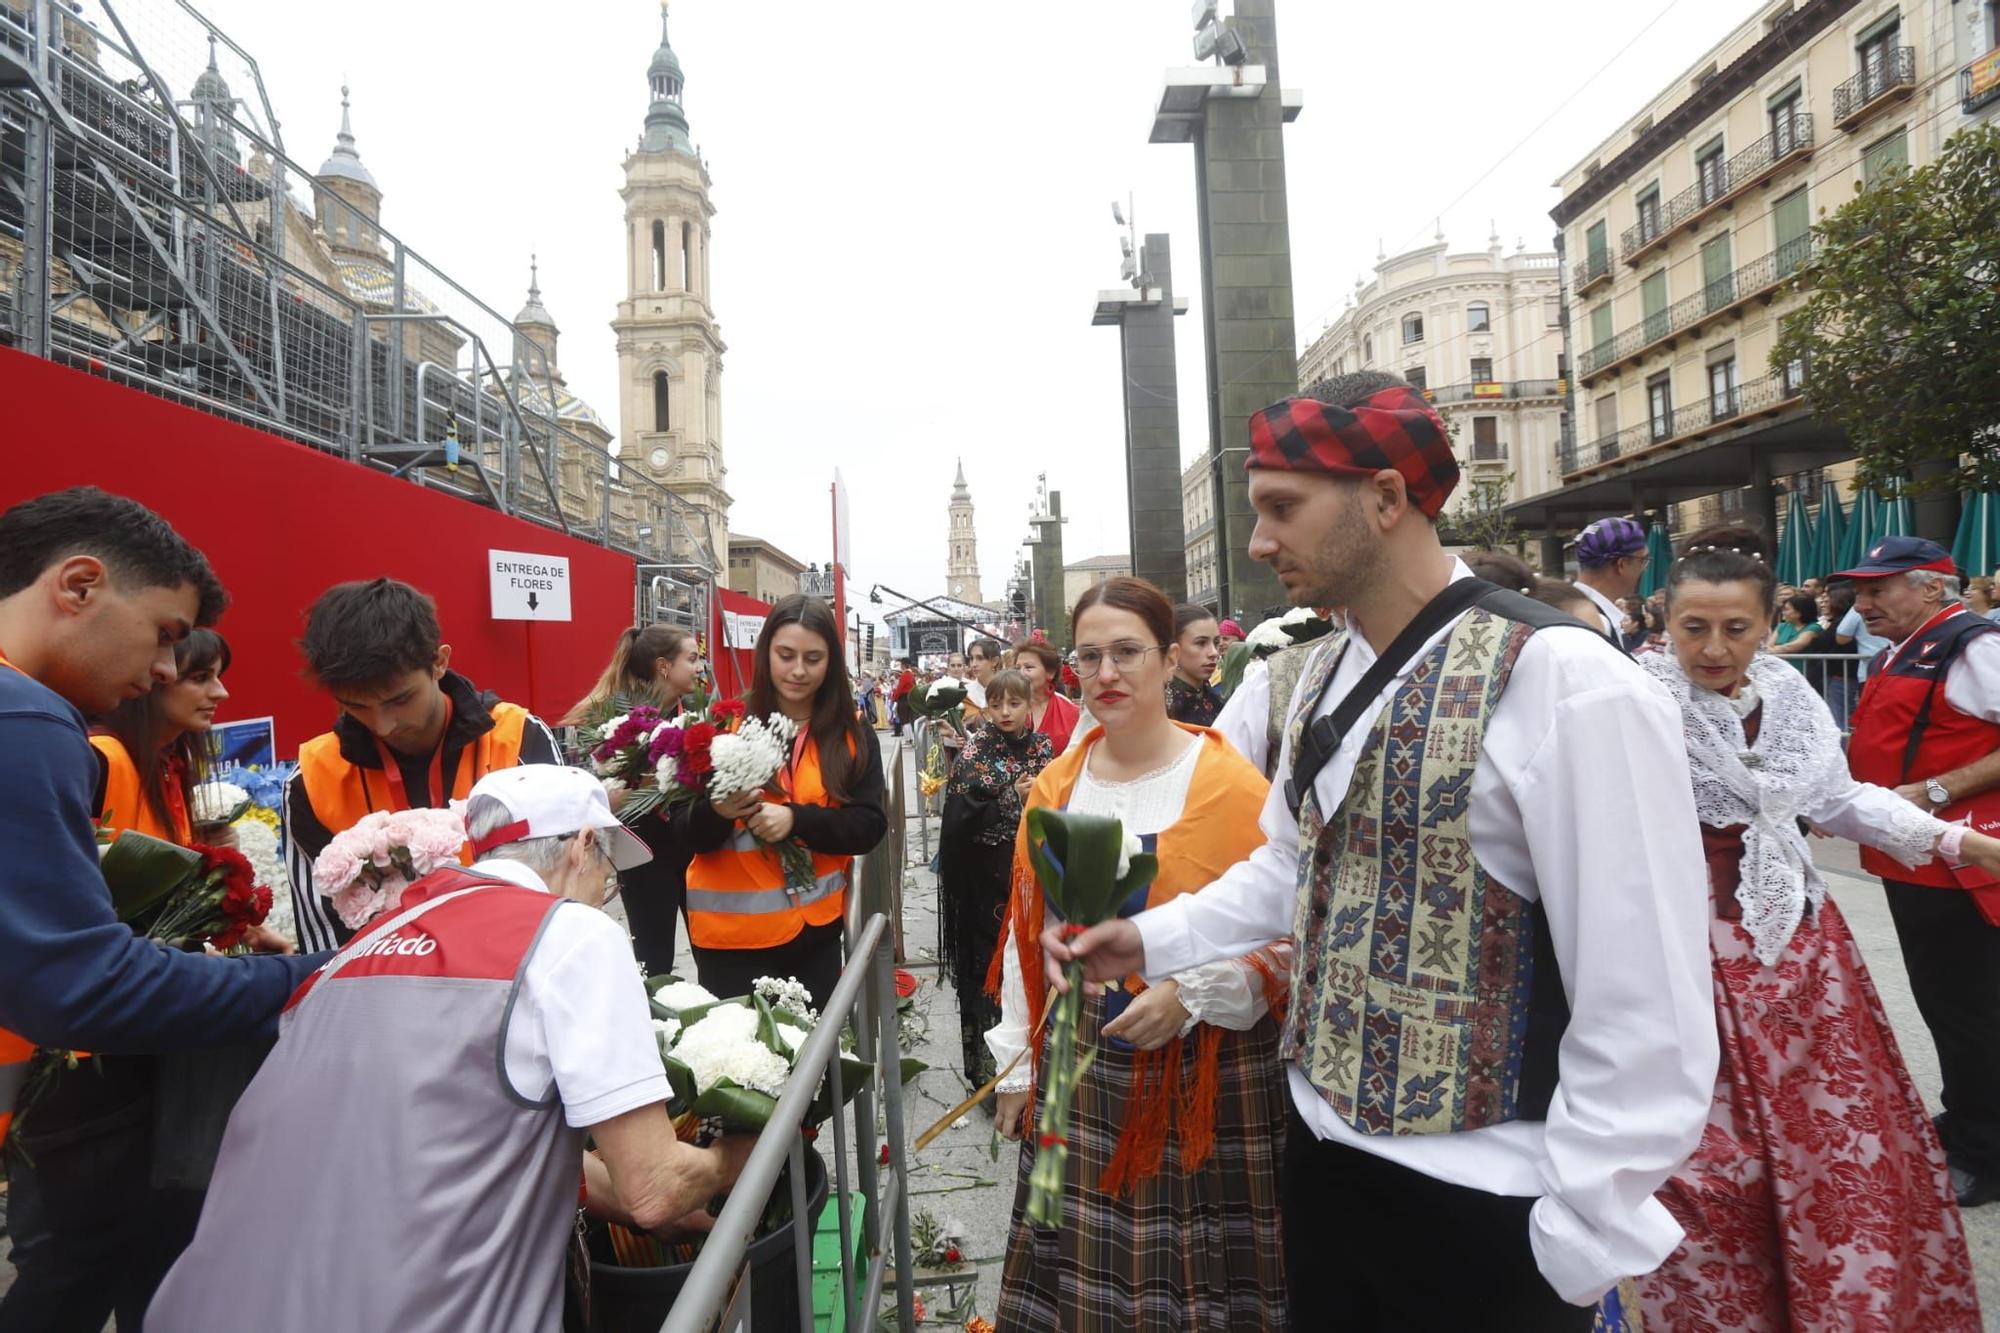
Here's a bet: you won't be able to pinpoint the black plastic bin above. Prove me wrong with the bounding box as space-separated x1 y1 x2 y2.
585 1147 831 1333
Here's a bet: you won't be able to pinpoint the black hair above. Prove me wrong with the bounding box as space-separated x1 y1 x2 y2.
1172 602 1219 639
96 628 231 833
0 486 226 625
1666 525 1777 610
985 668 1033 706
1465 549 1536 595
746 595 866 804
967 637 1004 664
300 578 442 690
1300 369 1410 408
1784 594 1819 625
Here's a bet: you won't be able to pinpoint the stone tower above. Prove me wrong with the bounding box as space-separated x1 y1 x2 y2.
612 1 730 571
947 459 982 604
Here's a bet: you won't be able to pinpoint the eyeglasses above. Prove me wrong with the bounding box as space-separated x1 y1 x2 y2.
1074 642 1166 677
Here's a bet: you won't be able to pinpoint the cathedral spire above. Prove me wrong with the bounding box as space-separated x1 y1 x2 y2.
318 82 377 188
642 0 692 155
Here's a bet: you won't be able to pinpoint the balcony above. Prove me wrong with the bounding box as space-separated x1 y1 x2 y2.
1576 237 1813 384
1425 378 1565 405
1573 252 1614 297
1619 116 1814 267
1467 440 1510 466
1964 46 2000 115
1833 48 1916 130
1558 371 1804 479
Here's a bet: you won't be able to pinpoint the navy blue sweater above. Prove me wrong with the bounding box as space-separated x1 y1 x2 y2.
0 663 320 1053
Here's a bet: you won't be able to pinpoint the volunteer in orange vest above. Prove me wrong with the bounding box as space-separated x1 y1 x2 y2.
90 627 231 847
0 487 320 1333
1838 535 2000 1210
284 577 561 951
675 594 887 1010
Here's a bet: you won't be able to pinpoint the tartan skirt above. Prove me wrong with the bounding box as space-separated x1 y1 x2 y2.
996 995 1289 1332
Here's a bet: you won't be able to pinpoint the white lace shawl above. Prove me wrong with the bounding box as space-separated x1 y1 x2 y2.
1641 653 1927 964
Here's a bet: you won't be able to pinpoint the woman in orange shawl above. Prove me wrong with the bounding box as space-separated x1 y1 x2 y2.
985 577 1290 1332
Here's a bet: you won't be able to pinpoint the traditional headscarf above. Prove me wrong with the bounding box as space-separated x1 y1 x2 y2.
1246 386 1458 518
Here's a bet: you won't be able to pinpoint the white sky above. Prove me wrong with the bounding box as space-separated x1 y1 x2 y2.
193 0 1761 631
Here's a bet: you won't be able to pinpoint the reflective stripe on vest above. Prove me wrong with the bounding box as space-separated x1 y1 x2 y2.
684 733 853 949
298 702 530 841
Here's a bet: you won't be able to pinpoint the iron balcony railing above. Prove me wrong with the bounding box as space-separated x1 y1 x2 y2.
1468 440 1509 463
1963 45 2000 114
1833 47 1917 128
1426 378 1564 404
1558 370 1804 477
1572 251 1613 296
1578 237 1813 381
1620 116 1815 265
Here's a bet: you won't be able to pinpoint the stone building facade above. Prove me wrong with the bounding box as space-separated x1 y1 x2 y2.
947 461 983 604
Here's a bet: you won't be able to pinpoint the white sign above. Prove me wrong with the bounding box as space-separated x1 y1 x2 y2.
722 610 742 649
488 549 572 621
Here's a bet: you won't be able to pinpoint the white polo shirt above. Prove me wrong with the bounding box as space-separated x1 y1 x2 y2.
475 857 672 1128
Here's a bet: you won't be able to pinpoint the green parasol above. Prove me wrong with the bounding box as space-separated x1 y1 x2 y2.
1774 488 1814 587
1639 521 1673 597
1805 486 1846 581
1878 483 1914 540
1953 490 2000 581
1839 487 1883 571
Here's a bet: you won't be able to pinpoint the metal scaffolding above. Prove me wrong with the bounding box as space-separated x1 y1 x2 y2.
0 0 718 582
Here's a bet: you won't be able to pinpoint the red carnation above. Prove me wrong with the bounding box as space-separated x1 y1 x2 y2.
944 1246 962 1264
209 921 248 952
711 699 747 725
878 1144 890 1166
679 722 718 780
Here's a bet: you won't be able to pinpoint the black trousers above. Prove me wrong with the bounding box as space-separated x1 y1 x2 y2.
1884 877 2000 1176
1282 1105 1594 1331
618 816 691 978
691 919 846 1015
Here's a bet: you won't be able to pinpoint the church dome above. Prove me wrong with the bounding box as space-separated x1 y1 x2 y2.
641 4 692 155
514 255 557 330
318 85 377 189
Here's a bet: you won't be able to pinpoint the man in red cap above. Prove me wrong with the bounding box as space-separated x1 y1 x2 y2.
1046 371 1715 1328
1837 534 2000 1208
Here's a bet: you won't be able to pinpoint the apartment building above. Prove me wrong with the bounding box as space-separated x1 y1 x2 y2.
1510 0 1970 557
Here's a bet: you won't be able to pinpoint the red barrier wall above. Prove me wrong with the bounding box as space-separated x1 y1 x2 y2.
0 348 637 754
711 586 772 700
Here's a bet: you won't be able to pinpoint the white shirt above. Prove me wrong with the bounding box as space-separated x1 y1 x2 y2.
475 858 673 1129
1213 658 1273 775
986 736 1277 1090
1837 605 1892 677
1133 562 1718 1306
1574 579 1625 642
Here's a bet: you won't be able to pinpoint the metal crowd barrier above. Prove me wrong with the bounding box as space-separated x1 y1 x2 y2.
1774 652 1865 734
660 910 916 1333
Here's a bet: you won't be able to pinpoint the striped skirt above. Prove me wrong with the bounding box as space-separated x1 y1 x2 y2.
996 995 1289 1333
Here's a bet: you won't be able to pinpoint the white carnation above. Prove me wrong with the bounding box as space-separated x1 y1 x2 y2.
1244 617 1292 653
653 980 719 1011
234 818 295 946
707 717 791 801
190 780 249 825
1116 830 1143 879
672 1004 792 1097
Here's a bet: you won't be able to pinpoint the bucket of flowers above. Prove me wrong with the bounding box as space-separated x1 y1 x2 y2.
194 762 299 947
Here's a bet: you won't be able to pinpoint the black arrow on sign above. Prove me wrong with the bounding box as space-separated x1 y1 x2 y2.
526 591 540 613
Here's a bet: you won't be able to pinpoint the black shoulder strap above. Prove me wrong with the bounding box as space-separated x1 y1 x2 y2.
1897 611 1997 782
1283 581 1600 818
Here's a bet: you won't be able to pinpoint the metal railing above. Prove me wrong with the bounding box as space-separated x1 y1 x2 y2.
0 0 718 576
1963 46 2000 114
1559 370 1803 476
1834 48 1916 127
1577 237 1813 381
1619 117 1814 264
1573 252 1613 295
1426 378 1564 405
660 910 917 1333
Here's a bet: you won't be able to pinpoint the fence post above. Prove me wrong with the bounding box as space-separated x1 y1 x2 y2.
874 927 916 1330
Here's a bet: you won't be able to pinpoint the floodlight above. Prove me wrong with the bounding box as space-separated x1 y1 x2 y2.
1112 201 1126 226
1190 0 1218 29
1119 235 1133 258
1193 20 1220 61
1120 254 1138 282
1217 27 1249 65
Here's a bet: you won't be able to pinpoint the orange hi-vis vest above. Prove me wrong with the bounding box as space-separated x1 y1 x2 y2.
90 734 193 845
685 736 852 950
298 703 530 843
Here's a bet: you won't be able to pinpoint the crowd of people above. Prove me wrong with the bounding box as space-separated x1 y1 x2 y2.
5 353 2000 1330
922 370 2000 1330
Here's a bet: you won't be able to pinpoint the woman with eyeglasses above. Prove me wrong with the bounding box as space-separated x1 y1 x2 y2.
1010 636 1081 755
987 576 1289 1331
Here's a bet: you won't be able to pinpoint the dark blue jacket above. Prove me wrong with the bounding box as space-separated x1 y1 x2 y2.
0 663 321 1053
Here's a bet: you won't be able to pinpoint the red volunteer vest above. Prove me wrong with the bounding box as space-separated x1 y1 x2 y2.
1848 606 2000 887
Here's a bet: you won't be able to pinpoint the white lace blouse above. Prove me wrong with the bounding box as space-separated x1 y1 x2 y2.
986 734 1280 1091
1641 653 1948 964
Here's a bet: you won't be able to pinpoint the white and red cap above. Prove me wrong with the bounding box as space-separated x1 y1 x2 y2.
464 765 652 871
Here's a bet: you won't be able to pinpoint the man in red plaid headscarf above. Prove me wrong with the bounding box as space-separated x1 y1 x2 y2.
1045 370 1716 1329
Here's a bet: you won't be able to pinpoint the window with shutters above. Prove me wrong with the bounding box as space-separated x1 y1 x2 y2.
1696 139 1727 205
1641 270 1669 343
1773 187 1810 276
1635 186 1662 244
1861 129 1908 187
1648 374 1674 441
1590 304 1614 367
1858 20 1900 101
1701 234 1734 313
1472 417 1501 461
1584 220 1609 280
1769 87 1802 154
1709 358 1739 419
1470 357 1494 383
1595 393 1618 442
1405 366 1427 392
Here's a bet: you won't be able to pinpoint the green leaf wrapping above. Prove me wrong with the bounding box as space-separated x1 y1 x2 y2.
1216 642 1252 700
99 831 203 924
1024 808 1160 927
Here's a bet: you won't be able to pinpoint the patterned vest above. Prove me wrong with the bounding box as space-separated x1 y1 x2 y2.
1262 640 1317 779
1279 606 1567 1136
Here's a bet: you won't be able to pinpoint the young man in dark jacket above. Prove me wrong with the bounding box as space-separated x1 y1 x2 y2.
0 487 322 1331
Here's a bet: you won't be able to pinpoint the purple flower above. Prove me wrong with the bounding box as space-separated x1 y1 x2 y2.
648 726 686 765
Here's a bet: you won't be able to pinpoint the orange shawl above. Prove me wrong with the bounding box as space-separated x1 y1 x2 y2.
986 723 1280 1194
